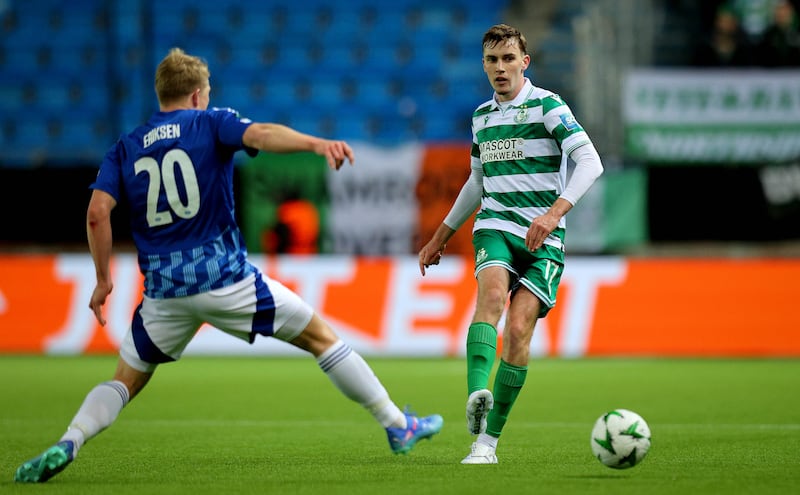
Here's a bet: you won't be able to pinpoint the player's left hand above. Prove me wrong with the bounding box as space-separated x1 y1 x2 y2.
320 140 355 170
526 214 558 251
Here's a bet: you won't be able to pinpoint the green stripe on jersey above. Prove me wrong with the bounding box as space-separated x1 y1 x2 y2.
541 94 566 114
469 82 588 248
482 155 561 177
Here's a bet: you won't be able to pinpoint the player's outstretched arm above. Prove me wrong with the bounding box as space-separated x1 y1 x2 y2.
243 123 354 170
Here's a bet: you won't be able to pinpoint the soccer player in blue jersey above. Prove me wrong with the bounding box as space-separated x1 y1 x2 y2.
14 48 443 483
418 24 603 464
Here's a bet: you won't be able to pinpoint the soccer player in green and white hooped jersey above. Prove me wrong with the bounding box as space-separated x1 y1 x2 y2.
418 24 604 464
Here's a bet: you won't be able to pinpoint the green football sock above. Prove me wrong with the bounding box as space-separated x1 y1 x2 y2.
486 360 528 438
466 322 497 394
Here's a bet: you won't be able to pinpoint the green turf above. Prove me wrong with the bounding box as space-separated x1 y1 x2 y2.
1 355 798 494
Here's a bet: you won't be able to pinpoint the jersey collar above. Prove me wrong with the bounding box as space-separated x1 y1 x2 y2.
491 78 534 111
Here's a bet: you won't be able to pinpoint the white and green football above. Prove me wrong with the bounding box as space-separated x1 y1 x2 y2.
590 409 651 469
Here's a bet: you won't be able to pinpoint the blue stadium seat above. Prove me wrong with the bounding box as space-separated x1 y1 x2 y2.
360 42 414 76
282 9 324 38
418 110 472 142
334 114 370 142
315 44 362 76
371 116 416 145
13 120 50 150
285 113 325 137
1 0 511 165
261 80 300 113
0 85 26 113
356 79 398 114
306 78 344 111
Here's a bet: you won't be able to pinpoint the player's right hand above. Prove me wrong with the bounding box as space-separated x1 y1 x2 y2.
418 244 445 276
89 281 113 326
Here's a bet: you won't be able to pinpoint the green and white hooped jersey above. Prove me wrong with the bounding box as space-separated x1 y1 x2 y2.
470 79 590 257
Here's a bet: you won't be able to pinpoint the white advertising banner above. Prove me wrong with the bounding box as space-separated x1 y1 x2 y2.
623 69 800 163
325 142 423 254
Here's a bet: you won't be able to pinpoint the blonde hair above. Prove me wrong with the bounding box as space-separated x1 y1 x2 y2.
154 48 210 105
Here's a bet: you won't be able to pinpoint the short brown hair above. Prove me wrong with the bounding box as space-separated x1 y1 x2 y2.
482 24 528 55
154 48 210 105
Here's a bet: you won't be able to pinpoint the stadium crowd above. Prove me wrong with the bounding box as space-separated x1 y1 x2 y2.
691 0 800 66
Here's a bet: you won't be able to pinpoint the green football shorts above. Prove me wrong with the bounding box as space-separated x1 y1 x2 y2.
472 229 564 317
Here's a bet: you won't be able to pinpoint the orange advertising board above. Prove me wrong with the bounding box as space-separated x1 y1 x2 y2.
587 258 800 356
416 144 476 256
0 254 798 357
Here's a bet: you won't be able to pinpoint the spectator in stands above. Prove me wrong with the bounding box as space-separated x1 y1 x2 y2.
726 0 780 46
694 5 758 66
758 0 800 65
14 47 443 484
418 24 603 465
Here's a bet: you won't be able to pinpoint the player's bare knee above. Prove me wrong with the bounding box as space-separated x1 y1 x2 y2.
292 314 338 356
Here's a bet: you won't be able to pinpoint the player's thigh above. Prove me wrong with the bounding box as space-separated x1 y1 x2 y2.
516 258 564 317
119 296 202 373
473 229 516 275
200 272 313 343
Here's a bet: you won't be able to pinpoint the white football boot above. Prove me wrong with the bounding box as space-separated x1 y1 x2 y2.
461 441 498 464
465 389 493 435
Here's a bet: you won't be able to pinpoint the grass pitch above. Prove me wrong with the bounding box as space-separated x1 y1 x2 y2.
1 355 798 494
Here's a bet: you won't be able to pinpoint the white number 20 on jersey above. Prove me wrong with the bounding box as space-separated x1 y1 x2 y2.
134 149 200 228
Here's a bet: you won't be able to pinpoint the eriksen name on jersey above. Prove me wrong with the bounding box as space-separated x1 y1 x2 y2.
143 124 181 148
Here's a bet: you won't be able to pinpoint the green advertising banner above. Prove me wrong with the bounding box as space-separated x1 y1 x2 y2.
623 69 800 164
239 152 328 254
567 168 647 253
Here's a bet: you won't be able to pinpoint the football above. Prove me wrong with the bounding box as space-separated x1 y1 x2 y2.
590 409 651 469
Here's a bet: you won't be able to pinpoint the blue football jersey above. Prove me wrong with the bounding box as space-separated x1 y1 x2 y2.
91 107 259 299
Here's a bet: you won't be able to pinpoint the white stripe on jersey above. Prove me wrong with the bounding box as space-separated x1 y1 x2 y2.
524 137 562 158
484 172 561 194
481 196 551 227
560 133 591 155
